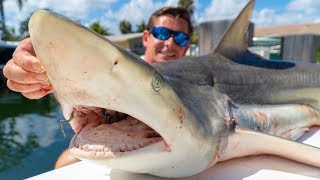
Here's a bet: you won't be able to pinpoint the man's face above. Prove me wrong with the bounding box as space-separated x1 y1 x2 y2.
142 15 190 64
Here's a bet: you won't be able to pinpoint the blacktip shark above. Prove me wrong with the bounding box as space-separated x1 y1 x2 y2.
28 0 320 178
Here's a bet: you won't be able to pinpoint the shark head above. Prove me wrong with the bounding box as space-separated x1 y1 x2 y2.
27 7 236 177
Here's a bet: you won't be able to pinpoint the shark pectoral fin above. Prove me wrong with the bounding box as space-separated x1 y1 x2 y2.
213 0 255 59
220 129 320 168
234 104 320 140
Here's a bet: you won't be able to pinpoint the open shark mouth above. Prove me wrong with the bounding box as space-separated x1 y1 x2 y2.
69 106 165 154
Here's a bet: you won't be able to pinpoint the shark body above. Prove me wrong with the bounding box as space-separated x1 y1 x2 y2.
28 0 320 178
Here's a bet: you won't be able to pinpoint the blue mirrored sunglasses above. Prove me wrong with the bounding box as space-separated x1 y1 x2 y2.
149 26 190 47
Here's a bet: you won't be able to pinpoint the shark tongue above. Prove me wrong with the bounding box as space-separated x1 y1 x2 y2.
70 115 163 152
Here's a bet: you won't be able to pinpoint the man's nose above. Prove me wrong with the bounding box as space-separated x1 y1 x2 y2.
164 36 175 46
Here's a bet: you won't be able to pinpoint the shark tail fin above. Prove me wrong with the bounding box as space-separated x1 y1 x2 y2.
213 0 255 59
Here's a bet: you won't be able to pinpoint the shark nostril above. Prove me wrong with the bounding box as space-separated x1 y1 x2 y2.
114 59 119 65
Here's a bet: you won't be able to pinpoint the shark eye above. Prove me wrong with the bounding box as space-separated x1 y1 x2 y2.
152 72 163 92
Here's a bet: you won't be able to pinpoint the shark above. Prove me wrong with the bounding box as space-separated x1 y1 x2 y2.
27 0 320 178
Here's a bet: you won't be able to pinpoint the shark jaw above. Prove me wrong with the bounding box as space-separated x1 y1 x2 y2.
68 107 166 154
58 84 221 177
65 104 225 177
28 10 225 177
65 103 218 177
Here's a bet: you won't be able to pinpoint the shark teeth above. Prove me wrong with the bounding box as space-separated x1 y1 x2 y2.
69 109 163 153
72 136 163 153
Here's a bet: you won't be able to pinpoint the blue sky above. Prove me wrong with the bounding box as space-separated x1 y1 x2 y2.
4 0 320 35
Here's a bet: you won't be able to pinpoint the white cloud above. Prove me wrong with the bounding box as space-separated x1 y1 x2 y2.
286 0 320 14
4 0 117 34
4 0 320 36
4 0 179 35
252 8 276 26
285 0 320 23
196 0 320 28
251 0 320 27
197 0 250 24
4 1 20 31
101 0 179 34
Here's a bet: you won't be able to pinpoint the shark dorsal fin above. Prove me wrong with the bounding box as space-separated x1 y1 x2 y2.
213 0 255 58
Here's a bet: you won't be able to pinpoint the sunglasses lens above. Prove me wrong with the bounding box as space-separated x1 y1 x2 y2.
174 32 189 46
150 27 189 46
152 27 171 40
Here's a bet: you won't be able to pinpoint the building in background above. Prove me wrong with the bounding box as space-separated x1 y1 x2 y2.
249 37 281 60
254 23 320 62
106 33 145 56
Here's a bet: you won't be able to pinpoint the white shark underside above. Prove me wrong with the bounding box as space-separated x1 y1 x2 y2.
28 0 320 178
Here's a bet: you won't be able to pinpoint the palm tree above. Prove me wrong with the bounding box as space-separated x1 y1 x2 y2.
178 0 197 44
178 0 194 15
119 20 132 34
89 21 111 36
136 21 146 33
0 0 26 40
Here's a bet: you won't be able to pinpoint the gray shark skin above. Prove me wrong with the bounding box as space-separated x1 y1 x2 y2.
28 0 320 178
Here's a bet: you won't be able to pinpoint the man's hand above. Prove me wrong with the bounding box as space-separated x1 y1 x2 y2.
3 38 53 99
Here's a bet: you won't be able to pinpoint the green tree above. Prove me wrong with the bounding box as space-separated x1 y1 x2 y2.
178 0 197 44
0 0 27 40
136 21 146 33
4 27 18 41
19 14 30 38
119 20 132 34
19 9 50 39
317 46 320 64
190 28 198 44
89 21 110 36
178 0 194 15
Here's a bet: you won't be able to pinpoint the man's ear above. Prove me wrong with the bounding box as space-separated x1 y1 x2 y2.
142 30 149 48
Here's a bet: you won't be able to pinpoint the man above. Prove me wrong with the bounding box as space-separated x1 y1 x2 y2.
3 6 192 168
143 7 192 64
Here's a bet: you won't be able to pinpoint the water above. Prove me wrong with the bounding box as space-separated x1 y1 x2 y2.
0 89 74 180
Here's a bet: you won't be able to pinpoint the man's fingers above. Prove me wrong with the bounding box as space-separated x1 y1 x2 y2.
6 79 51 93
12 38 44 73
3 37 53 100
21 86 54 100
3 59 48 84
